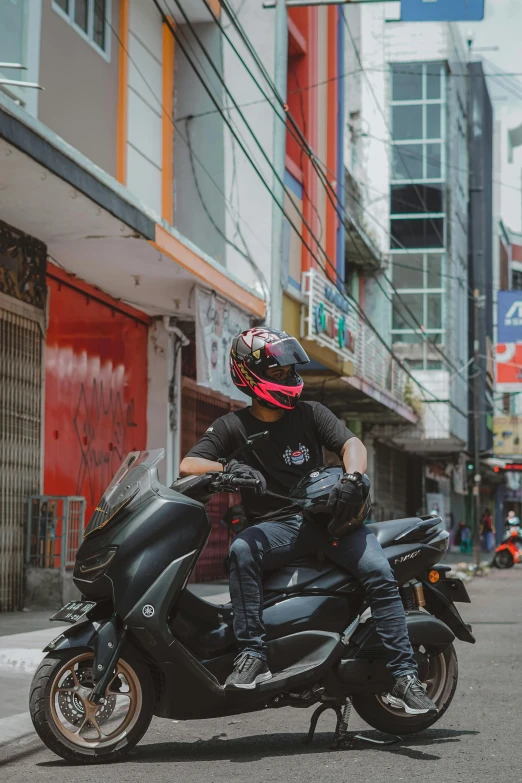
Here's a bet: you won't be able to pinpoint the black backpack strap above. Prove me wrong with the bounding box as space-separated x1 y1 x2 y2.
220 411 249 454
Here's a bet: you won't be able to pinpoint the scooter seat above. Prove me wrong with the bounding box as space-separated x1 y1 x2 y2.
263 557 351 593
366 516 438 547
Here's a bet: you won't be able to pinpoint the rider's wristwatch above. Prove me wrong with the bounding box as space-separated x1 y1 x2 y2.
343 471 363 484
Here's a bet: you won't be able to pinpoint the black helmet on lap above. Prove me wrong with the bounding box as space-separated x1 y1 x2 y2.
289 466 371 538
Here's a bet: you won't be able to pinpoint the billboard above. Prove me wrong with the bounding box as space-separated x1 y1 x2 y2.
401 0 485 22
493 416 522 457
498 290 522 343
495 343 522 391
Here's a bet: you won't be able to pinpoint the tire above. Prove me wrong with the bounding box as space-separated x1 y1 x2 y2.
494 549 514 569
29 648 154 764
351 644 458 736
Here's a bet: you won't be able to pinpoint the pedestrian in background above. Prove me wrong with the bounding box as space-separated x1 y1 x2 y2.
455 520 472 554
481 509 495 552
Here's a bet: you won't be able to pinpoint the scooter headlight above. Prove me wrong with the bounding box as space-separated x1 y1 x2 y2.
73 547 117 582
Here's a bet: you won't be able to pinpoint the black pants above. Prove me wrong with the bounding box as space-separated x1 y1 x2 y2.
228 515 417 679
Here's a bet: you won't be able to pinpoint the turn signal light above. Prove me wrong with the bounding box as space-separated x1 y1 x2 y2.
428 570 440 584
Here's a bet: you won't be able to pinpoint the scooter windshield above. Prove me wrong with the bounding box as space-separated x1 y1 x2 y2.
84 449 164 538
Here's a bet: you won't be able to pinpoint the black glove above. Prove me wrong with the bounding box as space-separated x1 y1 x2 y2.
327 473 365 529
224 459 267 494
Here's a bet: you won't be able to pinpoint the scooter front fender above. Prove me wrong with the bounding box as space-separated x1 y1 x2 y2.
43 620 99 653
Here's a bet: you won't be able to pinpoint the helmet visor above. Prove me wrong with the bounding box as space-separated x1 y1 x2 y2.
264 337 310 367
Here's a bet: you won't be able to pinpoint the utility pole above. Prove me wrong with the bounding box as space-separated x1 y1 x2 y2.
472 289 482 569
269 0 288 329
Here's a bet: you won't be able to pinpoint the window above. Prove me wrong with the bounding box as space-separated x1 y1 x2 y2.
389 62 447 370
390 251 445 359
52 0 110 57
390 62 445 184
391 217 444 249
513 270 522 291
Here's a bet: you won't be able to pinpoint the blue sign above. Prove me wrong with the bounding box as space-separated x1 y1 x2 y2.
498 291 522 344
401 0 485 22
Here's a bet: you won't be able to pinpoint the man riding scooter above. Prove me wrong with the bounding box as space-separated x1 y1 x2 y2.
179 328 437 715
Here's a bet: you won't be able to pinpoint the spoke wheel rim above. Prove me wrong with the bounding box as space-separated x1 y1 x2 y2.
50 653 142 749
376 650 447 717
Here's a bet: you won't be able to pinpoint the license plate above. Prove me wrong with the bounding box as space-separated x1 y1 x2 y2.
50 601 97 624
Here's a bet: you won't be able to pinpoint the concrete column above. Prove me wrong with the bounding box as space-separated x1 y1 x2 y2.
146 319 172 486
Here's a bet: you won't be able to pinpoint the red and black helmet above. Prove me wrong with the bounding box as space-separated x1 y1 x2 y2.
230 328 310 410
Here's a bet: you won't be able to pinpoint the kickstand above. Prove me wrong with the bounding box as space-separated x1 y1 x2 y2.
303 702 344 745
304 699 401 750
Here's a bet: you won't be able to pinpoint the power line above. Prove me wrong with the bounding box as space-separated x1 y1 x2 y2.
105 10 273 283
184 116 269 301
197 0 469 420
209 1 465 373
161 0 337 280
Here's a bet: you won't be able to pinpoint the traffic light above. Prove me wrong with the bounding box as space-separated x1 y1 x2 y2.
467 461 474 472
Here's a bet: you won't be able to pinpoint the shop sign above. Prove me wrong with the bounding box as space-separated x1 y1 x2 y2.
195 288 251 402
301 270 358 361
401 0 484 22
494 415 522 457
498 291 522 343
495 343 522 392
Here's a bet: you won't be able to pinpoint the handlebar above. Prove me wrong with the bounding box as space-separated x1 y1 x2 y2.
210 473 261 491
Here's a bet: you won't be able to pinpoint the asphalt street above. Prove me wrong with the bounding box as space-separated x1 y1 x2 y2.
3 569 520 782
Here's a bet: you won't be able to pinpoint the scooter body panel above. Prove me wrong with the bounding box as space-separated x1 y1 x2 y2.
171 590 361 658
154 631 342 719
74 488 210 616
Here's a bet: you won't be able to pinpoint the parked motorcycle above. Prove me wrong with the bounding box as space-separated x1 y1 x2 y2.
29 434 475 764
493 526 522 569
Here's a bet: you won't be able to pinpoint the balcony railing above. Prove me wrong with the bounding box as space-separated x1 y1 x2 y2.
355 322 409 403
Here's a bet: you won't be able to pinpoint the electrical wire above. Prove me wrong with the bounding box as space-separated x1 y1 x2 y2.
212 0 465 374
105 10 273 284
191 0 470 418
184 117 269 302
159 0 468 422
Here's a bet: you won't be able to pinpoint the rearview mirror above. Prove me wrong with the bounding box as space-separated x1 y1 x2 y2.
248 431 269 444
221 430 270 465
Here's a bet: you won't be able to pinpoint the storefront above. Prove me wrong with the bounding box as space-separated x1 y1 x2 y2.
179 287 251 581
0 220 47 611
44 264 149 523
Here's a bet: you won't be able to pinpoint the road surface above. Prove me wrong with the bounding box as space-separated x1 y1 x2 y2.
3 569 520 782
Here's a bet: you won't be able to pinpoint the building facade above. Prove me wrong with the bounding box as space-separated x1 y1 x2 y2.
0 0 268 608
341 3 477 528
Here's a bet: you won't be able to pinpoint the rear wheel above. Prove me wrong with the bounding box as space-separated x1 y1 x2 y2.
494 549 514 569
30 649 154 764
351 644 458 736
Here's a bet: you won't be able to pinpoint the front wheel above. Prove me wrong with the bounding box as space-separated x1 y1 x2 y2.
351 644 458 736
30 649 154 764
494 549 515 569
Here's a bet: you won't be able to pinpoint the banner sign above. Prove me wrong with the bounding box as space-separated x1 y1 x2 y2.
196 288 250 403
401 0 485 22
493 416 522 457
301 270 358 361
498 290 522 343
495 343 522 391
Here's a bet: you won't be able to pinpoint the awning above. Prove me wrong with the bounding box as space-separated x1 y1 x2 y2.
0 95 265 319
302 371 418 425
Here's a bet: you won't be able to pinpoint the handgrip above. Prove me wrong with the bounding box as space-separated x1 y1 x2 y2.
229 476 260 489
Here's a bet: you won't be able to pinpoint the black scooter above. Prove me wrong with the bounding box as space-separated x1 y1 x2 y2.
29 435 475 764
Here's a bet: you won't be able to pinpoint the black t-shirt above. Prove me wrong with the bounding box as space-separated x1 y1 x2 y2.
186 401 354 522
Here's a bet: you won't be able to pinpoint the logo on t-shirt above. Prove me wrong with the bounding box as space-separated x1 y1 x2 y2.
283 444 311 466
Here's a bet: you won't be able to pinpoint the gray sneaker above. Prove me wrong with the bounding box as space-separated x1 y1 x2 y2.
382 674 438 715
224 652 272 690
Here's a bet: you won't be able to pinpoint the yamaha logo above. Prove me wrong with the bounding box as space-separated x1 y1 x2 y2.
142 604 155 618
